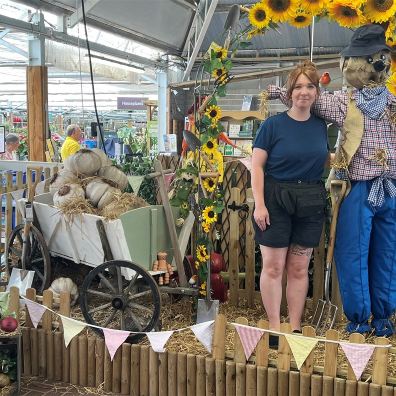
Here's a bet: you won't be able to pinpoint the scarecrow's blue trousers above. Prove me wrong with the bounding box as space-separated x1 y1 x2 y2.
334 180 396 335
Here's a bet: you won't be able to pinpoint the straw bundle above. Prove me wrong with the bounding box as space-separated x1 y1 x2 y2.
57 196 98 220
100 192 149 220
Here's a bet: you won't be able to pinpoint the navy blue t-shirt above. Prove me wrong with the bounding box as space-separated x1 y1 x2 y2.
253 112 328 181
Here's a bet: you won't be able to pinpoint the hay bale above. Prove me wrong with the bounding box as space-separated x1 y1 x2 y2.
100 192 149 220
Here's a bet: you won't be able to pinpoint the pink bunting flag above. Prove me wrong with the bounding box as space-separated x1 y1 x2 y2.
146 331 174 353
164 172 175 191
234 323 265 361
103 328 131 361
24 299 47 328
340 342 375 380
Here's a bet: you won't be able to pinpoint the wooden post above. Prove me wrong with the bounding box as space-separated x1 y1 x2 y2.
245 364 256 396
196 355 205 396
278 369 288 396
267 367 278 395
112 347 122 394
149 348 159 396
62 341 70 383
345 379 357 396
299 372 311 396
357 381 369 395
27 65 48 161
235 362 245 396
140 345 149 396
368 383 381 396
229 187 240 306
168 351 177 396
323 376 334 396
234 317 248 364
204 358 215 396
46 331 54 380
311 374 322 395
225 361 236 396
334 378 345 396
121 343 131 395
300 326 316 374
380 385 393 396
95 338 105 388
59 291 71 331
70 337 78 385
38 328 47 377
21 327 31 376
289 371 299 396
8 286 20 319
54 332 63 381
78 335 88 387
347 333 365 381
256 366 267 396
245 188 255 308
256 319 269 367
42 289 53 331
372 337 389 385
130 345 140 396
25 288 36 328
87 337 96 388
159 351 168 396
212 314 227 360
277 323 291 371
215 359 225 396
104 345 113 392
177 352 187 396
324 329 339 377
30 327 39 376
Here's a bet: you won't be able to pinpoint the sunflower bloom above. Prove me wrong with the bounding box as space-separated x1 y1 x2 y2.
202 206 218 224
195 261 200 270
202 139 218 155
203 177 217 192
289 8 312 28
386 17 396 47
214 47 228 60
212 67 227 79
181 201 189 210
205 105 222 124
264 0 298 23
327 0 366 28
248 2 271 29
196 245 210 262
386 72 396 95
202 221 211 233
364 0 396 22
299 0 326 15
199 281 207 296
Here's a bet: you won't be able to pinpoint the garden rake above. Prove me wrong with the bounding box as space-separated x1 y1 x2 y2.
312 179 347 334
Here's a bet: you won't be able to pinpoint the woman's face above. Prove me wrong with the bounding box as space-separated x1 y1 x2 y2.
291 73 317 110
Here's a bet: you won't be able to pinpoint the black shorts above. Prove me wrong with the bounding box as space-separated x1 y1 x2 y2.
252 176 326 248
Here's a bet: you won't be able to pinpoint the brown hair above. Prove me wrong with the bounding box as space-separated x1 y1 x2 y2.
285 60 320 100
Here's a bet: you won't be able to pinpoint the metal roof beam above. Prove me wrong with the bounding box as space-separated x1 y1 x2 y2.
67 0 103 28
0 38 28 57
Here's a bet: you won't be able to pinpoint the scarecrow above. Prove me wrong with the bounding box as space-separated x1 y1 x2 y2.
266 24 396 336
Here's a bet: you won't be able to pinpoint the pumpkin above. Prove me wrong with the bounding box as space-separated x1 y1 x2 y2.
0 373 10 388
92 148 112 167
49 277 79 306
85 178 116 206
49 169 79 195
98 166 128 191
97 187 120 209
63 149 102 177
53 183 85 207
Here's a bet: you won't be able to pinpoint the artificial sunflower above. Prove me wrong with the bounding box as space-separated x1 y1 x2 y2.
288 8 312 28
195 261 200 270
264 0 298 23
364 0 396 22
203 177 217 192
200 149 224 182
202 221 211 233
214 47 228 60
386 17 396 47
181 201 189 210
199 281 207 296
386 72 396 95
196 244 210 262
202 139 218 155
205 105 222 124
212 67 227 79
299 0 326 15
248 2 271 29
327 0 366 28
202 206 218 224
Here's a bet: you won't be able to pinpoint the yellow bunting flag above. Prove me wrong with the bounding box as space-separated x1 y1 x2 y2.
61 316 86 347
285 334 318 370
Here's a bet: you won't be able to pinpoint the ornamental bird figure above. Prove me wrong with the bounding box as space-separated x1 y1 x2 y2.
319 72 331 91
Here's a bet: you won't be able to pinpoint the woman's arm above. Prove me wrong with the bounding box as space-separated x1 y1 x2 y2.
251 147 270 230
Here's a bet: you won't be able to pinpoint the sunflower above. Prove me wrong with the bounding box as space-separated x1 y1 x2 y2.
248 2 271 29
264 0 298 23
202 139 218 155
202 221 211 233
199 281 206 296
386 72 396 95
364 0 396 22
212 67 227 79
202 205 218 224
196 245 209 262
327 0 366 28
288 8 312 28
203 177 217 192
214 47 228 60
299 0 326 15
205 105 222 124
181 201 189 210
386 17 396 46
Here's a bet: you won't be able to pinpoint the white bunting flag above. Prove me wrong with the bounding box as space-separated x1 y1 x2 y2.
61 316 86 347
234 323 265 361
190 320 215 353
285 334 319 369
103 328 131 360
146 331 174 353
24 299 47 328
128 175 145 194
340 342 375 380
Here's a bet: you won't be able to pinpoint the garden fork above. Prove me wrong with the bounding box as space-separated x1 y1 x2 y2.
312 179 347 334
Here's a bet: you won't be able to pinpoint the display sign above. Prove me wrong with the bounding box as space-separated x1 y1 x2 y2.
117 97 146 110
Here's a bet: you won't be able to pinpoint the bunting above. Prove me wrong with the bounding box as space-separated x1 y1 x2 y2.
24 298 47 328
190 320 215 353
61 316 86 347
146 330 174 353
340 342 375 380
103 328 131 360
127 175 145 194
163 172 175 191
234 323 265 361
285 334 318 370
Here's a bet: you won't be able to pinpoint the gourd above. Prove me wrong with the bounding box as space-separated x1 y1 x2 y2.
98 166 128 191
49 169 79 195
49 277 79 306
97 187 120 209
53 184 85 207
92 148 112 167
85 178 115 207
63 149 102 177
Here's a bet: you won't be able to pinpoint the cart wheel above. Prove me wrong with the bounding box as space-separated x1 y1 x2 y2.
80 260 161 343
5 224 51 293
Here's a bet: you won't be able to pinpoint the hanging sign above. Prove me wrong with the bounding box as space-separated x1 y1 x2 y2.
117 97 146 110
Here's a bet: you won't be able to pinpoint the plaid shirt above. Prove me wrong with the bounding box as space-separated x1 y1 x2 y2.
267 85 396 181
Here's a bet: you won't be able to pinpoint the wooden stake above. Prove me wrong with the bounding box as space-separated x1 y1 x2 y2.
323 376 334 396
277 369 288 396
368 383 381 396
42 289 53 331
112 346 122 394
8 286 19 319
277 323 291 371
234 317 248 364
267 367 278 395
347 333 365 381
130 345 140 396
300 326 316 374
21 327 31 376
121 343 131 395
289 371 299 396
46 331 54 380
38 328 47 377
324 329 339 377
78 335 88 387
311 374 322 395
25 288 36 328
225 361 236 396
245 364 256 396
215 359 225 396
159 351 168 396
299 372 311 396
205 357 215 396
245 188 255 307
256 366 267 396
177 352 187 396
334 378 345 396
104 345 112 392
139 345 149 396
95 338 104 388
256 319 269 367
69 337 78 385
212 314 227 360
357 381 369 396
30 326 39 376
62 339 70 383
54 332 63 381
87 337 96 388
196 355 205 396
345 379 357 396
372 337 389 385
149 348 159 396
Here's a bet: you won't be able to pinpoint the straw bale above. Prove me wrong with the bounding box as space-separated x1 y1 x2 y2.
100 192 149 220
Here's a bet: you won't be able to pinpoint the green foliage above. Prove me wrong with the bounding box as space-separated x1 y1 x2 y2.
117 126 149 156
14 127 28 160
0 350 17 381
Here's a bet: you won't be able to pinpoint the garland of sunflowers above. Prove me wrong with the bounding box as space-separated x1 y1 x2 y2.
169 0 396 302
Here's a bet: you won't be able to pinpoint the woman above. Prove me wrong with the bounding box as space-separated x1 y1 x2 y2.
251 61 328 345
0 133 20 160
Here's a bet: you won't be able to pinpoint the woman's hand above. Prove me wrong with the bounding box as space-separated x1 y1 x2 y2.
254 205 270 231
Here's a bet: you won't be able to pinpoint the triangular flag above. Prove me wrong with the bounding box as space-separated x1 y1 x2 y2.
103 328 130 360
163 172 175 191
234 324 264 361
61 316 86 347
285 334 319 370
190 320 215 353
128 175 145 194
146 331 174 353
238 156 252 172
24 299 47 328
340 342 375 380
10 188 26 201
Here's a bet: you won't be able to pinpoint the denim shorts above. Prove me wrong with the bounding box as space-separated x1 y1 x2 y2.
252 176 326 248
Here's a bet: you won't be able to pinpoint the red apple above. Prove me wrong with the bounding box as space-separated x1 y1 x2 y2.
210 252 226 273
1 316 18 332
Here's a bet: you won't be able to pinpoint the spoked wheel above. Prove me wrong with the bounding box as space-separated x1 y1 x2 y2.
80 260 161 343
6 224 51 293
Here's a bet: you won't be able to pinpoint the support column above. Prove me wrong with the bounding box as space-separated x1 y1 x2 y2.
157 70 167 152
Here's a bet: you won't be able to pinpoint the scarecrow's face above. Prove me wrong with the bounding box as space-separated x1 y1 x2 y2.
340 50 391 89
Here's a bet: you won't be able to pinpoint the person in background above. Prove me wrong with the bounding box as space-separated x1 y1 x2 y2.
60 124 82 161
0 133 20 160
251 61 329 347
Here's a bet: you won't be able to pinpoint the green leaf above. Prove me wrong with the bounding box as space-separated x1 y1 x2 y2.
217 85 227 97
214 204 225 213
224 59 233 70
239 41 252 49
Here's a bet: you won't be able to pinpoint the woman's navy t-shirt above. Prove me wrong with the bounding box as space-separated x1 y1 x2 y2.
253 112 328 181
